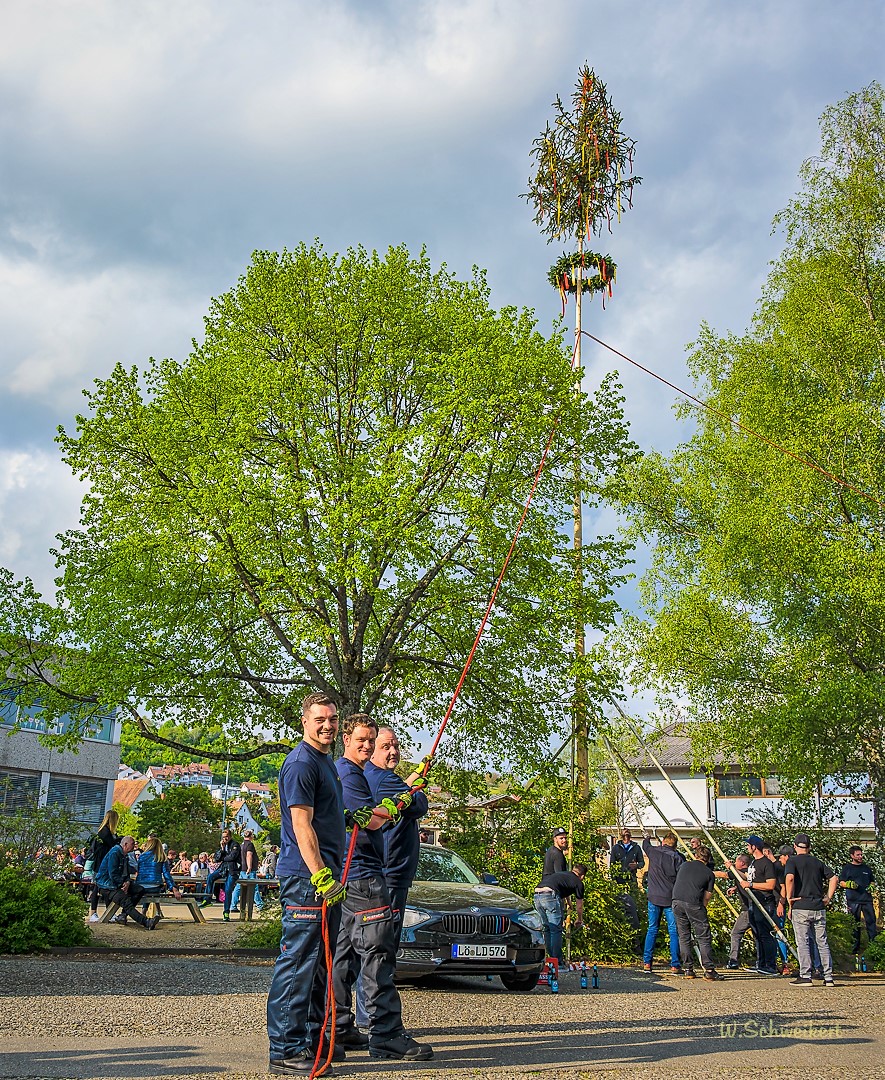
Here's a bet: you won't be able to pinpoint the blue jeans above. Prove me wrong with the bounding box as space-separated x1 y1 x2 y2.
204 867 239 914
533 891 564 961
643 902 680 966
231 871 260 911
267 876 341 1060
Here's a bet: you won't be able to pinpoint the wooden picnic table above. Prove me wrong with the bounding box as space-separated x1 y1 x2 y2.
170 874 279 920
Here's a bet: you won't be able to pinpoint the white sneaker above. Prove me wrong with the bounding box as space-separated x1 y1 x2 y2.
88 913 100 922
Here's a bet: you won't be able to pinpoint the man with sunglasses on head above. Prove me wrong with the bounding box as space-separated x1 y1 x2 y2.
609 827 645 939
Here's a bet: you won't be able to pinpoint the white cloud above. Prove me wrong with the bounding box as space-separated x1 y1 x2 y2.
0 449 83 596
0 252 204 412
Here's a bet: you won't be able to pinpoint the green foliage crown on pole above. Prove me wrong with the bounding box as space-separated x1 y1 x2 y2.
524 63 640 304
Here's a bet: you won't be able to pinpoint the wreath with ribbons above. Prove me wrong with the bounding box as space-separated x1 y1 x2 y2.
547 251 616 312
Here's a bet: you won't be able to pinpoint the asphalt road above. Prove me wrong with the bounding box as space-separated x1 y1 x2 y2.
1 956 883 1080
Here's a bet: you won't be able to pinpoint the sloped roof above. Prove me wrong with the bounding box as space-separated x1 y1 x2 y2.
623 723 702 770
113 777 152 808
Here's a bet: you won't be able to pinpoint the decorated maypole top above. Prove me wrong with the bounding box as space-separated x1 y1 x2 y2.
524 63 640 313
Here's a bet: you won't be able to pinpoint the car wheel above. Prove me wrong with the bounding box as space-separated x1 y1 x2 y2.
500 970 541 991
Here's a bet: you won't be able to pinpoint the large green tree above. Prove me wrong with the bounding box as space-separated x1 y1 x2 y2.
1 244 633 774
614 84 885 835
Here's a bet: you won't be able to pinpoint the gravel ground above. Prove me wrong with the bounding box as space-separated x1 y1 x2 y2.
0 950 883 1080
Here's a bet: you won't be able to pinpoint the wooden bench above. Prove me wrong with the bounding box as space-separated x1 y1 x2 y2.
99 895 205 924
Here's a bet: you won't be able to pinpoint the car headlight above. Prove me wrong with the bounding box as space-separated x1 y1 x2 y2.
515 911 543 932
401 906 433 929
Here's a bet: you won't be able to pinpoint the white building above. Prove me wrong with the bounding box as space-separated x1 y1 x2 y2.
0 692 120 831
147 762 214 790
616 724 875 839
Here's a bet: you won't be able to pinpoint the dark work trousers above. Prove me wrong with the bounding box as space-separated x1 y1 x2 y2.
99 882 151 927
672 900 715 971
355 881 410 1030
332 876 403 1045
729 908 751 962
267 876 341 1061
848 899 879 951
748 899 778 971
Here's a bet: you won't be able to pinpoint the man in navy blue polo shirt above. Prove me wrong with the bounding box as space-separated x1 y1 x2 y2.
333 713 433 1062
364 726 430 940
266 692 347 1076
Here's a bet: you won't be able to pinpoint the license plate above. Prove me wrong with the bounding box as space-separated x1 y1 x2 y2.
451 944 507 959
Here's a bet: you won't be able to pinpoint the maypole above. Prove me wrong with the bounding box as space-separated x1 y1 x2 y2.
524 64 639 796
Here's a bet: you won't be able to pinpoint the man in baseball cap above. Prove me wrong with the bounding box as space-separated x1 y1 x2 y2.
543 828 569 876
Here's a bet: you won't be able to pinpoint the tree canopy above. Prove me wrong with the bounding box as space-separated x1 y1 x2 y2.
1 243 634 774
613 83 885 833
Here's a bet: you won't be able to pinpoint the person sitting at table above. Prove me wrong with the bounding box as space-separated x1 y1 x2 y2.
190 851 211 877
136 836 182 919
172 850 191 875
95 836 158 930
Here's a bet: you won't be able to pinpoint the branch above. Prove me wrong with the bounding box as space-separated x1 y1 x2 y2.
124 704 294 761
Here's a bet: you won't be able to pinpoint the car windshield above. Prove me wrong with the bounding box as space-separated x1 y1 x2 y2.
414 846 481 884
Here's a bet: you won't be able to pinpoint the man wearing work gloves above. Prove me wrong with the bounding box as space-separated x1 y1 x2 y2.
266 692 347 1076
333 713 433 1062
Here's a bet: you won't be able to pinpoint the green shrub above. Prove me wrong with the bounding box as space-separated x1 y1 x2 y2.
863 932 885 971
0 867 91 953
238 909 282 950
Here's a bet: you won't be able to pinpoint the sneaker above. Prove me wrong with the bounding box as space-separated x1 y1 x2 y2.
823 978 836 988
199 898 213 907
642 963 652 972
683 969 696 979
704 970 725 981
143 916 160 931
111 914 127 924
88 913 100 923
781 964 791 976
670 966 683 975
269 1052 331 1076
223 912 230 921
230 908 240 914
368 1034 433 1061
813 968 825 980
756 966 780 976
725 960 740 970
338 1028 369 1049
789 977 813 986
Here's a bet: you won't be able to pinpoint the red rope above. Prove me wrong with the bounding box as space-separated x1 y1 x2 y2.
427 337 581 759
581 330 885 512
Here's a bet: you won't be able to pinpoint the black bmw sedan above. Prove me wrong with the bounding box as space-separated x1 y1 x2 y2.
396 844 546 990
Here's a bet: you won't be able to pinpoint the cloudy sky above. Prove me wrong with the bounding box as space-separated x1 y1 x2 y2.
1 0 883 614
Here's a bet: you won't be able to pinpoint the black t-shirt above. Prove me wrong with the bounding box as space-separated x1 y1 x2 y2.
770 859 785 900
672 859 715 906
785 853 835 911
538 870 584 900
240 839 257 873
747 855 778 908
839 863 874 903
543 845 568 877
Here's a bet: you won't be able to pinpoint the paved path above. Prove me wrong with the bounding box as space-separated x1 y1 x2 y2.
1 956 883 1080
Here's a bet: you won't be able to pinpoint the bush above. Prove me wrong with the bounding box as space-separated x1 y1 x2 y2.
238 909 282 950
0 796 84 876
864 932 885 971
0 866 91 953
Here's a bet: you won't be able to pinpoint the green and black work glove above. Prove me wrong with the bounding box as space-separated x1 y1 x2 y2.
379 797 402 825
344 806 375 829
310 866 347 906
397 790 414 810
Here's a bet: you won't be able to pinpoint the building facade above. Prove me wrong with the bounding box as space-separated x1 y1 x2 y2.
616 724 875 839
0 692 120 830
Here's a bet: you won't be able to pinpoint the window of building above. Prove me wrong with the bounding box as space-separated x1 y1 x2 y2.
717 775 763 797
0 769 41 812
717 775 784 797
46 776 106 827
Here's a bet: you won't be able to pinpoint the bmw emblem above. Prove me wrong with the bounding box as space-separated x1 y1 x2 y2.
470 906 480 913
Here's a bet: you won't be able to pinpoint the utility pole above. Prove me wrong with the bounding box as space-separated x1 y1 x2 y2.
524 64 639 796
